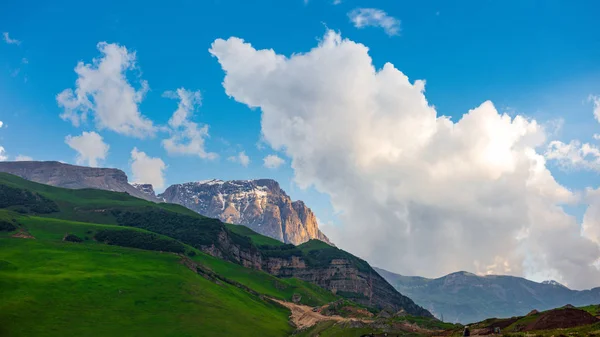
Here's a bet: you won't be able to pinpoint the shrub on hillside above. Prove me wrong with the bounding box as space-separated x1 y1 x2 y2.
0 185 59 214
95 229 186 254
0 220 17 232
64 233 83 243
259 244 303 259
111 208 256 253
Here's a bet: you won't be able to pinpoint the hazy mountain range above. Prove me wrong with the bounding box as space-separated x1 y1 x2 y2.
375 267 600 324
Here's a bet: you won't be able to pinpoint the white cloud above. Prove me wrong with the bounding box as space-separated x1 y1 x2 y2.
589 94 600 124
15 155 33 161
348 8 400 36
57 42 155 138
162 88 218 159
228 151 250 167
263 154 285 169
0 121 3 128
545 140 600 172
333 0 342 4
130 147 166 189
3 32 20 45
0 147 7 161
545 100 600 172
210 30 600 289
65 131 109 167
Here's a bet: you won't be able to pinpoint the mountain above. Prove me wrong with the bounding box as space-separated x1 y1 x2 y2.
0 172 432 319
375 267 600 324
0 161 159 202
159 179 332 245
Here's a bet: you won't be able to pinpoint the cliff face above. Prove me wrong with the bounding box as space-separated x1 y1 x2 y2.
194 236 430 317
0 161 159 202
159 179 331 245
263 256 431 316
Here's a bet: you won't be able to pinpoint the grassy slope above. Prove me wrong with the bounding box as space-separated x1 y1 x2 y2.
4 209 338 306
0 238 292 337
196 251 337 307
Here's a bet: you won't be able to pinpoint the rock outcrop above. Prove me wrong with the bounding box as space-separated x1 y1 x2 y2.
159 179 332 245
0 161 159 202
264 255 430 316
132 183 156 198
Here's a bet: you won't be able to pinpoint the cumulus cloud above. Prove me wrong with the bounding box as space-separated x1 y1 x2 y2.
3 32 20 45
65 131 109 167
0 121 3 128
545 140 600 172
263 154 285 169
162 88 217 159
57 42 155 138
0 147 6 161
348 8 400 36
130 147 166 189
228 151 250 167
15 155 33 161
210 30 600 289
545 99 600 172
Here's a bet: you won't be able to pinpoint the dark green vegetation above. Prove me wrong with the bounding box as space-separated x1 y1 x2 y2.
375 267 600 324
0 184 59 213
63 233 83 242
0 219 17 231
298 239 371 272
95 228 186 253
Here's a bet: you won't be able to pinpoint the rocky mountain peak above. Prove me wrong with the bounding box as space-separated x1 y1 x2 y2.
159 178 332 245
542 280 567 288
132 183 156 198
0 161 159 202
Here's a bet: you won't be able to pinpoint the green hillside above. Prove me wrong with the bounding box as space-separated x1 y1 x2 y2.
0 237 292 337
0 173 345 336
0 172 441 336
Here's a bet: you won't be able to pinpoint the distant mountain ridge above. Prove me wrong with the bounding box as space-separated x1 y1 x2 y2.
158 179 332 245
0 161 331 246
0 161 159 202
374 267 600 324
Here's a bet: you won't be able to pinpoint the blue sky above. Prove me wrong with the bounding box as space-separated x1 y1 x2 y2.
2 0 600 284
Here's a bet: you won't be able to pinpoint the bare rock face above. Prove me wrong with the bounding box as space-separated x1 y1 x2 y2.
131 183 156 198
263 255 432 316
0 161 160 202
159 179 332 245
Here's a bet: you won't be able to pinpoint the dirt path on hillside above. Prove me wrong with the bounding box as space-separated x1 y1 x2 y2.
269 298 351 329
270 298 440 335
